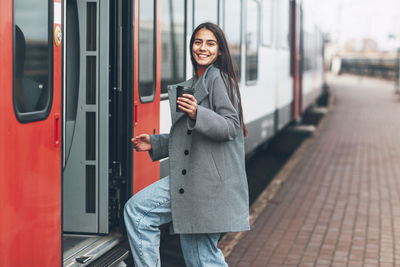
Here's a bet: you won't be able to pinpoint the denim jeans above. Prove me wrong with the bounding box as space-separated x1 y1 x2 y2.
124 176 228 267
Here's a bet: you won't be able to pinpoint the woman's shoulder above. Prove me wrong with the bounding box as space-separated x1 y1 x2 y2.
202 66 228 90
205 65 233 87
204 65 221 80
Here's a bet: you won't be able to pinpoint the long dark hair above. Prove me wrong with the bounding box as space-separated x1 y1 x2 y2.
190 22 248 137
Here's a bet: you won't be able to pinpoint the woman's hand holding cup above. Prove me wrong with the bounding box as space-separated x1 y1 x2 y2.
176 86 197 120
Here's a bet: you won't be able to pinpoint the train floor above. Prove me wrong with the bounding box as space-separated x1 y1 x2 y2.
225 74 400 267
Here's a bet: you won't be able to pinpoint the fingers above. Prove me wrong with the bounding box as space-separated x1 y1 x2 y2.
177 95 197 110
177 95 197 119
131 134 150 151
130 132 152 152
182 94 196 102
177 100 192 110
180 94 197 105
131 138 139 150
132 134 149 142
177 105 192 115
177 101 196 114
136 133 149 139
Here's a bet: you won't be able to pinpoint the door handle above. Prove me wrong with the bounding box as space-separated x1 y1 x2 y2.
134 102 138 126
54 113 60 146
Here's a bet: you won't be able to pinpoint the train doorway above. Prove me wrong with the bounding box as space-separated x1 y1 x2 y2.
62 0 131 264
63 0 110 234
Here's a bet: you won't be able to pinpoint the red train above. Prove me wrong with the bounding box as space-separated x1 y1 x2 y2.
0 0 324 265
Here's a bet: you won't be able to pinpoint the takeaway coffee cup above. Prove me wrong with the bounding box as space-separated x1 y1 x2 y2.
176 86 195 112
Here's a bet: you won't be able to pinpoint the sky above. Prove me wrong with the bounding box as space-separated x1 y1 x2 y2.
302 0 400 51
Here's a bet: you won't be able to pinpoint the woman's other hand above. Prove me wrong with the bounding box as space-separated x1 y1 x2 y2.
131 134 152 151
177 94 197 120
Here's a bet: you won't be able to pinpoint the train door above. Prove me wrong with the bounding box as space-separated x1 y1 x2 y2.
0 0 62 265
290 0 301 119
62 0 134 264
63 0 109 233
298 3 304 114
132 0 161 194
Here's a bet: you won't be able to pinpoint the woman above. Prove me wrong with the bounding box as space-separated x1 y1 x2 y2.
124 22 249 267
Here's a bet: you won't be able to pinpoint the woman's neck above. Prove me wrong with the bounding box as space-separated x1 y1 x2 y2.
196 66 207 77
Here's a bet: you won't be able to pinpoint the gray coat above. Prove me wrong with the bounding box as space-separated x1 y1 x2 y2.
149 65 250 234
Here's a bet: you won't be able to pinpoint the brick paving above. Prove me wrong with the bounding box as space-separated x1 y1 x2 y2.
226 75 400 267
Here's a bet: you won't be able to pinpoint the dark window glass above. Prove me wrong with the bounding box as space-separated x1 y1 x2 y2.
13 0 52 122
262 0 273 46
86 56 96 104
304 32 311 71
86 112 96 160
161 0 186 95
303 31 315 72
224 0 242 81
86 3 97 51
194 0 219 27
246 0 259 83
85 165 96 213
139 0 156 102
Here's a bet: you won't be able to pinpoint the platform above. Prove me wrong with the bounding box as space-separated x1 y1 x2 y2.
224 75 400 267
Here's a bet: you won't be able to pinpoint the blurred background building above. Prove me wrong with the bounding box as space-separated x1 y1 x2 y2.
303 0 400 79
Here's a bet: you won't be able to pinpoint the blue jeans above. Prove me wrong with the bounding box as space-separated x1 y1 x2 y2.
124 176 228 267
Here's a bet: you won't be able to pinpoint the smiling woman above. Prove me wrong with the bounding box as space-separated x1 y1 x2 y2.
191 28 221 77
124 22 249 267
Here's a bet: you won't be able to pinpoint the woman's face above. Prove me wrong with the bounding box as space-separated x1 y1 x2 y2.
192 28 221 69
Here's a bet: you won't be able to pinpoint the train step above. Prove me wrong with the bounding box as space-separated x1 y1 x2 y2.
88 246 129 267
63 233 124 267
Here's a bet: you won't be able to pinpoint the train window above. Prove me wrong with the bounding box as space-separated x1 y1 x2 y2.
224 0 242 81
303 32 313 72
245 0 259 84
262 0 274 47
139 0 156 103
277 0 289 49
194 0 219 27
13 0 53 123
161 0 186 97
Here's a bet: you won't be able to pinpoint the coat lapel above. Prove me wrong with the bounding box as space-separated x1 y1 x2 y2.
193 76 209 106
193 65 215 105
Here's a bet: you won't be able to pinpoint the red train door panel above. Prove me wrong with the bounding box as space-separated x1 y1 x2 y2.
132 0 161 194
0 0 62 266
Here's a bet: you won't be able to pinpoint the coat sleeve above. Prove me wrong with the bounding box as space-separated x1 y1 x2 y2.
148 134 169 161
187 73 241 142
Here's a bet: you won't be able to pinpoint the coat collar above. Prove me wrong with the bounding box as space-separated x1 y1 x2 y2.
167 65 217 126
